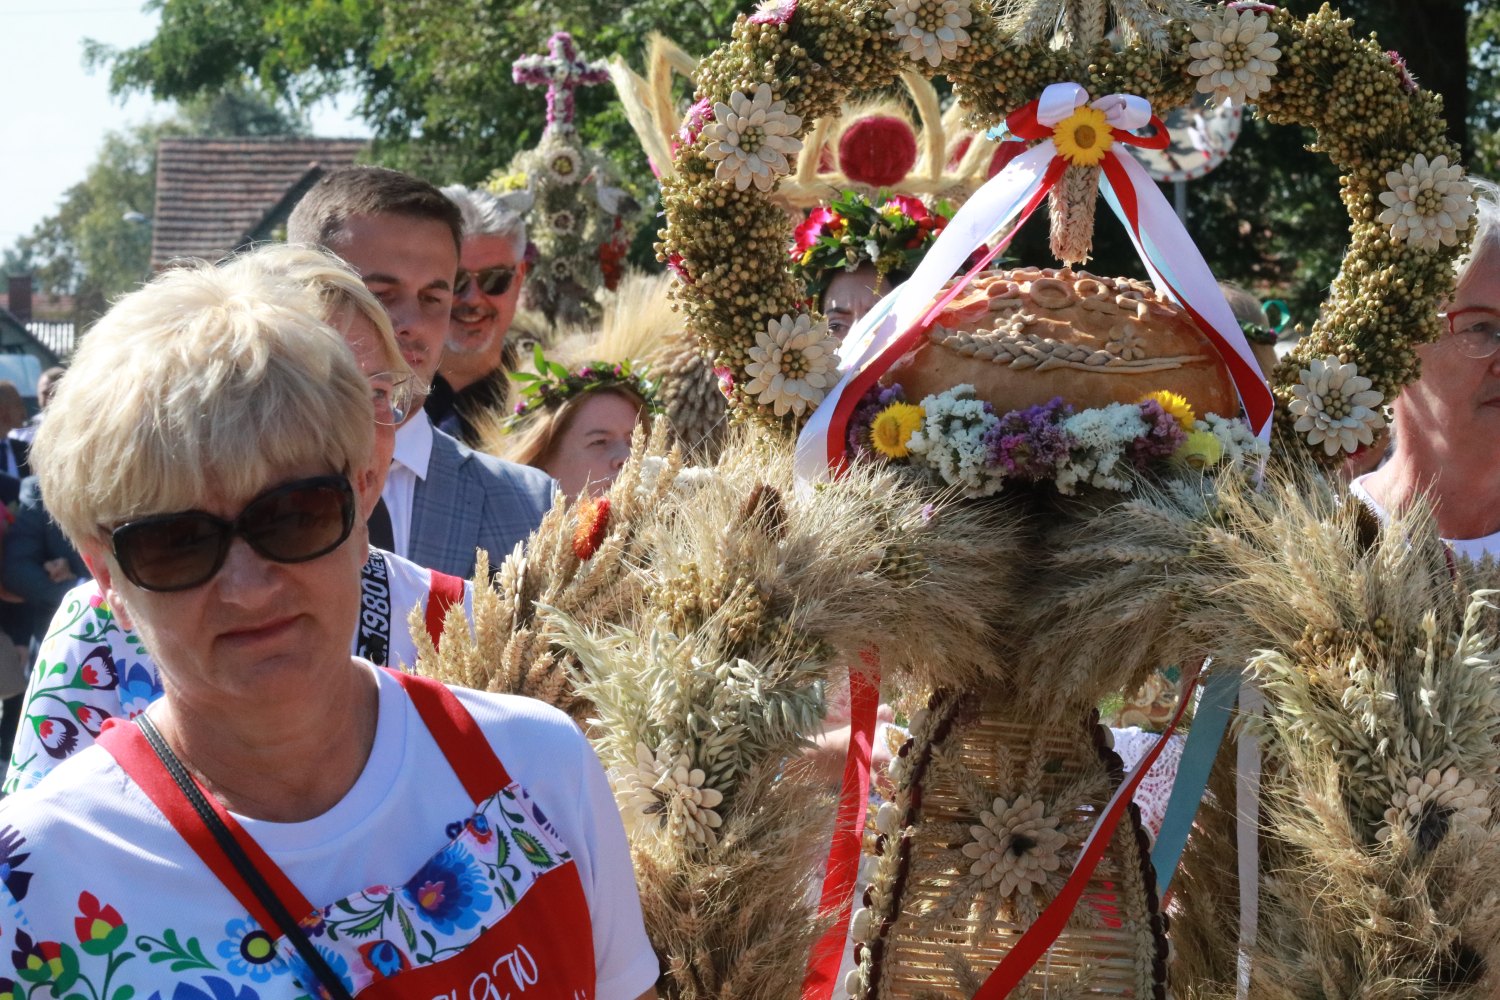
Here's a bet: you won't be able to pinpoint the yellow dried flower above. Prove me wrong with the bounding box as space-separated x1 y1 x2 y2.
1051 105 1114 167
871 403 925 459
1175 428 1222 468
1142 390 1196 428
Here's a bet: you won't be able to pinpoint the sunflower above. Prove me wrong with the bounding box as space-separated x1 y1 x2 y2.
1051 105 1114 167
1141 390 1195 428
871 403 926 459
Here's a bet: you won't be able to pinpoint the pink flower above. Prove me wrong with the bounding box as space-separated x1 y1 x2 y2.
748 0 797 25
792 207 841 257
883 194 930 225
678 98 713 147
714 366 735 399
1387 50 1419 92
1229 1 1276 11
666 253 694 285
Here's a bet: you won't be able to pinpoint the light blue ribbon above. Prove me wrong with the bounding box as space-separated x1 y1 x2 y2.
1151 665 1240 898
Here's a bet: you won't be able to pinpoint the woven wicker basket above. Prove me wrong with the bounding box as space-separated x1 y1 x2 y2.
847 688 1168 998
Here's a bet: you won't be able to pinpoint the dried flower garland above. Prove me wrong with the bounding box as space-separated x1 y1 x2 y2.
849 383 1265 498
658 0 1473 463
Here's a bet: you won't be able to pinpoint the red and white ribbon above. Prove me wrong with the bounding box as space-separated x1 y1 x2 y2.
794 81 1275 488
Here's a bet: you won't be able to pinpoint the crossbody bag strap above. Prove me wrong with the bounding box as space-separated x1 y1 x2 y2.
130 717 356 1000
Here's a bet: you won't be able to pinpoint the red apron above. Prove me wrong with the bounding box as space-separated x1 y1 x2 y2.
100 671 597 1000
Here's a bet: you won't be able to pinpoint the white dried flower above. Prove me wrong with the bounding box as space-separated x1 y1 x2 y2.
614 741 726 848
1187 7 1281 104
906 385 1003 497
1377 766 1492 844
874 800 902 836
850 906 875 942
884 0 973 67
544 147 583 184
1377 154 1476 251
743 313 840 417
960 794 1070 897
1288 356 1386 456
700 83 803 192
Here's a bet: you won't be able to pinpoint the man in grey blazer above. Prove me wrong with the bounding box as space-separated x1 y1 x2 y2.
287 167 555 578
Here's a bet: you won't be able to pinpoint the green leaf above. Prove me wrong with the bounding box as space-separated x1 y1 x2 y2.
397 905 418 952
134 930 215 972
512 829 553 868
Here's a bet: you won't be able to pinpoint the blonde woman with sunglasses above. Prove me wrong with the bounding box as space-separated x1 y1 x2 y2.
1352 179 1500 559
3 246 476 795
0 245 659 1000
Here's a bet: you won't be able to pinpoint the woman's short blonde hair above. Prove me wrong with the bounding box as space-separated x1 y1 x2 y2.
36 245 380 548
267 244 411 382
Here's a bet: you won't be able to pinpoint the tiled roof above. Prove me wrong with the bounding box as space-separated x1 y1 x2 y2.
151 137 368 269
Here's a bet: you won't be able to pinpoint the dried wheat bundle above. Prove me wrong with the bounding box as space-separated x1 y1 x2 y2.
1172 467 1500 997
645 319 729 463
413 418 687 722
529 437 1040 997
1006 473 1228 714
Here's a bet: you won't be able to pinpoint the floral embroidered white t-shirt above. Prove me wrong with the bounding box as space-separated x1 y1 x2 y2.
0 663 659 1000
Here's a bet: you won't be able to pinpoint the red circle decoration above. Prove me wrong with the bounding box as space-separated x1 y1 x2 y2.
837 115 919 188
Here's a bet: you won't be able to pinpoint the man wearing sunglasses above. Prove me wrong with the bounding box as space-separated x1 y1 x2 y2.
1352 177 1500 560
288 168 554 579
423 185 532 447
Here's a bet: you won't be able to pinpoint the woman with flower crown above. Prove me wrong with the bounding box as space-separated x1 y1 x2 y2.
792 190 956 339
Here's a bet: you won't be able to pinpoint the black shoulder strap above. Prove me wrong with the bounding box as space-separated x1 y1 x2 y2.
136 716 356 1000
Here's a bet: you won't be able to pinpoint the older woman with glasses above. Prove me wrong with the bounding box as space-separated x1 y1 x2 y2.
4 247 469 794
1352 179 1500 559
0 247 659 1000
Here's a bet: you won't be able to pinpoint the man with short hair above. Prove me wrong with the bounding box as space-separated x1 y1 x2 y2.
288 166 554 579
425 184 530 446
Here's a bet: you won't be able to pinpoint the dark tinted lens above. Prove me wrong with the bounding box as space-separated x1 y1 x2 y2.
238 479 354 564
113 514 230 592
456 266 515 297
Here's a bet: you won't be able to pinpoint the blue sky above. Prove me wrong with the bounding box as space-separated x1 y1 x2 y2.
0 0 367 250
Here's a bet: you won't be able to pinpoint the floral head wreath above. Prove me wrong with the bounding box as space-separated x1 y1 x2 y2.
506 347 660 430
791 190 955 296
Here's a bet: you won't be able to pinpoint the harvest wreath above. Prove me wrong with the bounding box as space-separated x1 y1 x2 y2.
657 0 1476 463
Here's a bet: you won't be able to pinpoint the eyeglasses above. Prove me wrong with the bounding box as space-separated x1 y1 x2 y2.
1439 307 1500 359
110 475 356 592
369 371 416 426
454 265 517 298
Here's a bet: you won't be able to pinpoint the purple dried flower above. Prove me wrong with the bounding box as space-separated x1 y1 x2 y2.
847 383 908 460
1127 399 1187 468
982 397 1074 480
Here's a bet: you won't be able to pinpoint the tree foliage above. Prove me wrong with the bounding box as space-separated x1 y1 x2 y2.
79 0 1500 316
3 86 307 326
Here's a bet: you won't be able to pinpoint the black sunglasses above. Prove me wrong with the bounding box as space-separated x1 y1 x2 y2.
110 475 356 593
454 265 517 298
